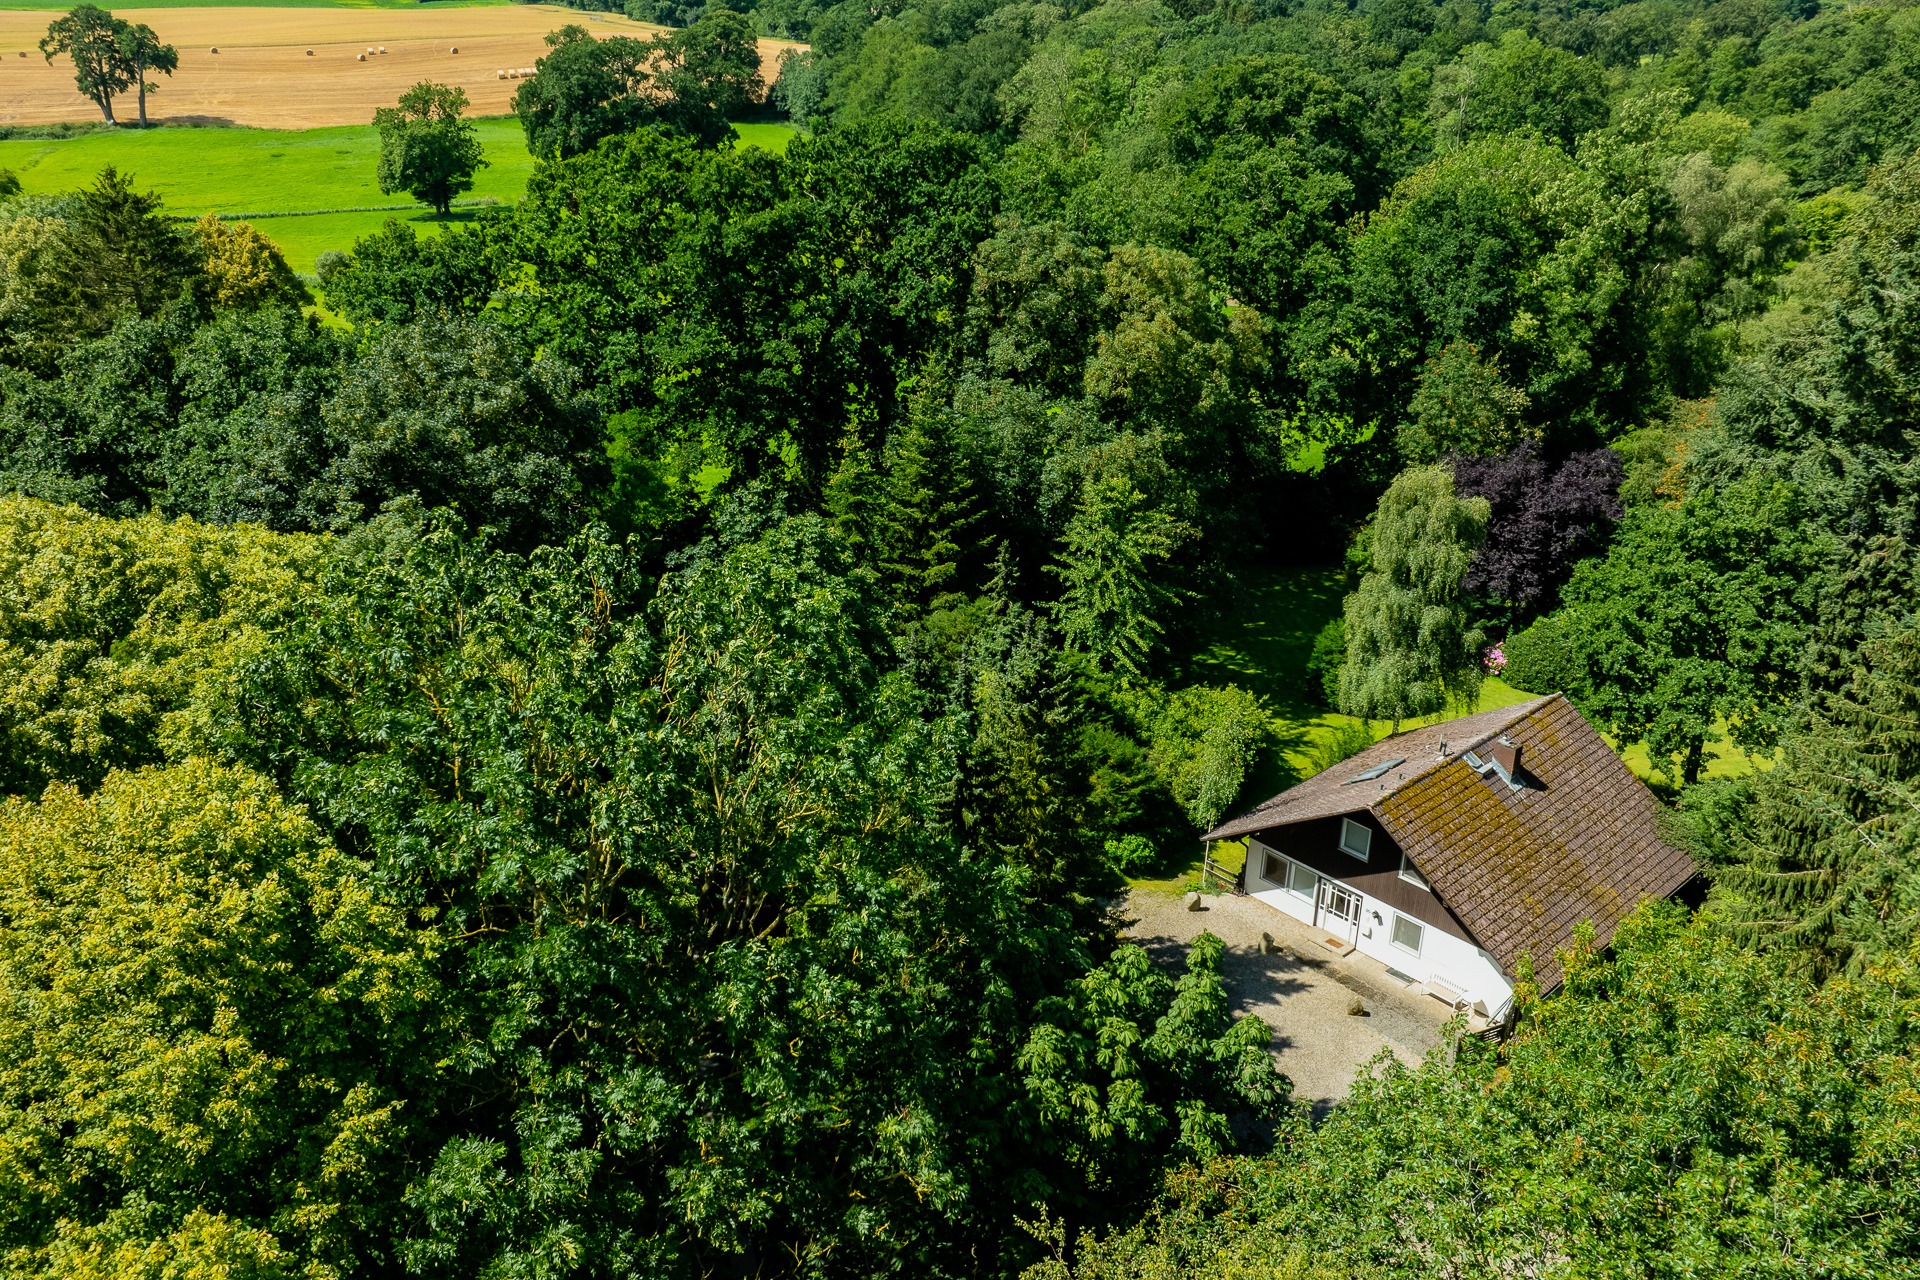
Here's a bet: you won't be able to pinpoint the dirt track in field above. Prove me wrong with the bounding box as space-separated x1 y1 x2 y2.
0 6 803 129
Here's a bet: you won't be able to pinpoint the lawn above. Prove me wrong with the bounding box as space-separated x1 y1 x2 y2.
1139 563 1761 894
0 118 798 272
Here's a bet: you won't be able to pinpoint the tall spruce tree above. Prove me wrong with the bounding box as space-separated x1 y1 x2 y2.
873 404 980 615
1047 474 1191 683
1713 627 1920 979
1338 465 1490 731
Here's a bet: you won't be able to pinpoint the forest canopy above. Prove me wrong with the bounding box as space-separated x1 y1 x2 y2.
3 0 1920 1273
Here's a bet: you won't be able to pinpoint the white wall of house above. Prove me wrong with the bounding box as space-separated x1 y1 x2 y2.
1246 839 1515 1019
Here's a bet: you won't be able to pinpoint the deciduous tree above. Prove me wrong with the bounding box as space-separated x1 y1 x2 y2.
374 81 485 216
513 24 653 160
40 5 129 125
0 759 443 1279
114 17 175 128
1338 464 1489 730
1555 474 1824 784
1452 442 1623 625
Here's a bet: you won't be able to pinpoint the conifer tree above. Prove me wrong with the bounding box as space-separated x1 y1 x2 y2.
872 404 981 615
1337 464 1490 731
1715 627 1920 979
1047 474 1191 683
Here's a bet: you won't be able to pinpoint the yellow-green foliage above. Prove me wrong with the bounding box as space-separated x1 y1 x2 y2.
0 498 323 795
0 760 440 1280
194 215 311 312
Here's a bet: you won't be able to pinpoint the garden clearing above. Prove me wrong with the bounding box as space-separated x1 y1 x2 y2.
0 5 804 129
0 117 795 271
1131 562 1759 896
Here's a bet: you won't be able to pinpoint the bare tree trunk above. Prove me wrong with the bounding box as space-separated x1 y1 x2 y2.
97 92 114 124
136 69 147 127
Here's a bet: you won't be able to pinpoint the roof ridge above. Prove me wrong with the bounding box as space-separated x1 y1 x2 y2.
1353 696 1553 810
1199 694 1560 842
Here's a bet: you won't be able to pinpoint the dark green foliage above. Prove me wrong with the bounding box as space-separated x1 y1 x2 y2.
509 117 994 489
514 25 655 160
1500 611 1584 698
311 312 605 545
654 7 765 122
9 7 1920 1274
1033 905 1920 1279
0 166 201 367
192 514 1279 1277
1304 616 1343 707
1551 474 1825 783
160 303 348 526
1709 628 1920 980
514 10 764 159
964 216 1105 399
0 303 602 547
0 304 194 514
374 81 486 216
115 18 176 128
314 216 504 326
869 394 983 614
1343 135 1658 445
39 5 130 124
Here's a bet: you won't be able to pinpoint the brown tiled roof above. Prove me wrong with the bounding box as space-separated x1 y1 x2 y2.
1204 694 1695 990
1201 698 1556 842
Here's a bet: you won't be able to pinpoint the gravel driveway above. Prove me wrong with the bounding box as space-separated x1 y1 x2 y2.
1123 889 1454 1112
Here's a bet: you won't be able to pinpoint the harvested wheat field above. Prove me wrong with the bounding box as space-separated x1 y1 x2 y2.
0 6 803 128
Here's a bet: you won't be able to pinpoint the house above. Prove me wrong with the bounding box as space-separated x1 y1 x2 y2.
1200 694 1697 1023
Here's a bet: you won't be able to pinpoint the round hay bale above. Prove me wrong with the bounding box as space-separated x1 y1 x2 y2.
378 46 387 54
450 46 459 54
208 46 218 53
496 69 506 79
356 53 366 61
305 49 313 56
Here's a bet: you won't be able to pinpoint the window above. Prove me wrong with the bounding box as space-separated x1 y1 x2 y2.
1347 757 1406 783
1262 850 1284 886
1399 853 1430 891
1390 914 1425 955
1338 817 1372 861
1289 860 1318 898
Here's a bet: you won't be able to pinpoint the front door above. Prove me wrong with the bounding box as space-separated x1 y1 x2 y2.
1315 879 1361 943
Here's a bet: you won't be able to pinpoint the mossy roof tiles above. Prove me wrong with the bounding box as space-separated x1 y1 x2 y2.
1201 694 1695 990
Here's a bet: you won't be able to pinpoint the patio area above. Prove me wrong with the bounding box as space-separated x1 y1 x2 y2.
1124 888 1463 1113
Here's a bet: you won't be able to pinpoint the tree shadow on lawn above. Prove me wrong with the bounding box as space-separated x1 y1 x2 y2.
1173 563 1347 802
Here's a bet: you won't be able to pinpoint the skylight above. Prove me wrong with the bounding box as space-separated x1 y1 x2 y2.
1347 757 1406 783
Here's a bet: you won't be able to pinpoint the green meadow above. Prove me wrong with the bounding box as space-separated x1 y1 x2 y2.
0 118 798 271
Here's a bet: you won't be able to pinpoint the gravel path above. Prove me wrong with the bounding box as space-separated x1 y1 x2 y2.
1123 889 1453 1112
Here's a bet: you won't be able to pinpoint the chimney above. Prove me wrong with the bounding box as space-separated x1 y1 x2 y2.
1488 737 1520 778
